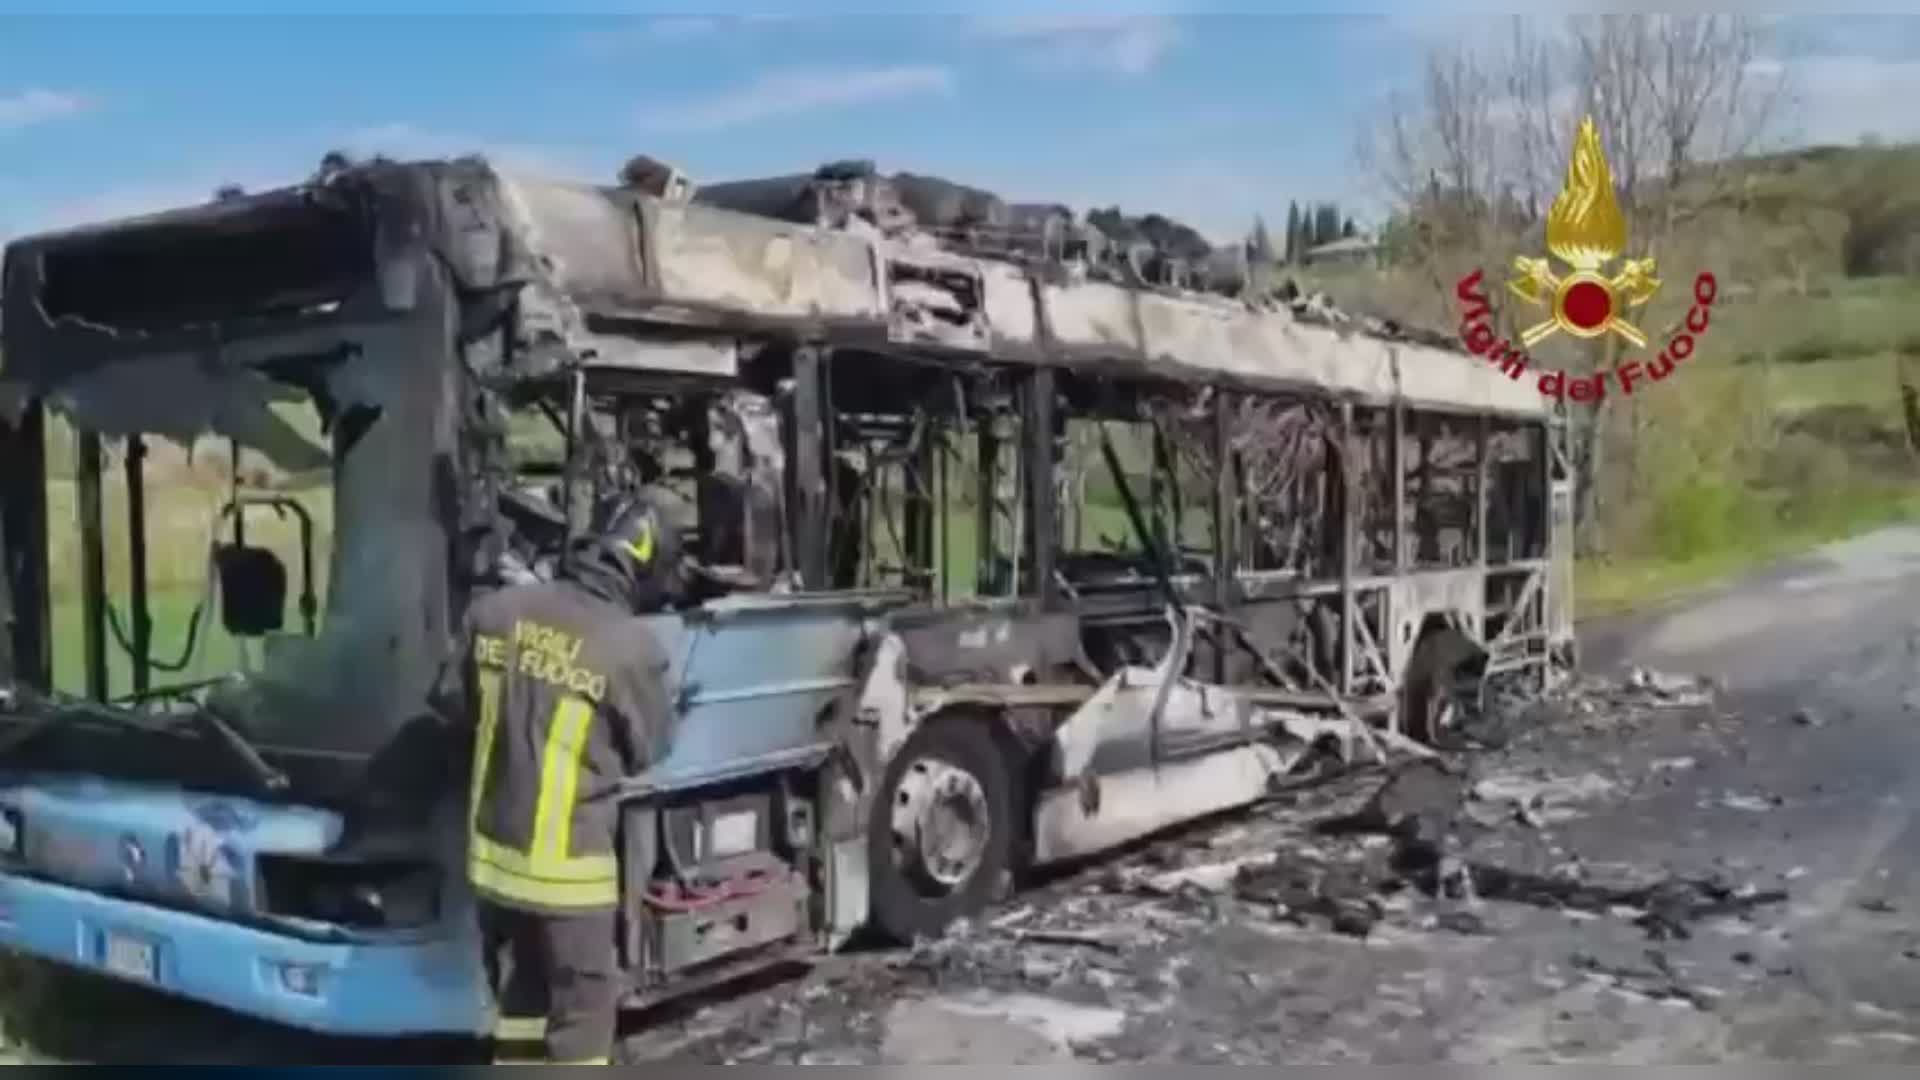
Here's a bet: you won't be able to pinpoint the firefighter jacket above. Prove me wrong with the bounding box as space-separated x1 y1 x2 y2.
429 579 674 913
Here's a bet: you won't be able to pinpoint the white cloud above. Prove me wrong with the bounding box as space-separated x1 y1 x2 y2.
635 66 954 133
971 15 1180 77
0 88 92 134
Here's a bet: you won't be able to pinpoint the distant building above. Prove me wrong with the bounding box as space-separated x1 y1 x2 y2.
1302 235 1379 268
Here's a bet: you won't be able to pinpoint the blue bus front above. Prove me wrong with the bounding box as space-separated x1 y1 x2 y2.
0 771 489 1035
0 163 511 1037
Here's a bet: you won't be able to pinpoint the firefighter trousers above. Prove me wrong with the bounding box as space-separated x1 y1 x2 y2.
479 901 620 1065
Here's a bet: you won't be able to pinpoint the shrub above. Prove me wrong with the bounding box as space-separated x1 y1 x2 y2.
1646 476 1749 562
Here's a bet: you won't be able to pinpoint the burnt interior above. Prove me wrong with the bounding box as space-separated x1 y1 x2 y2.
474 344 1554 707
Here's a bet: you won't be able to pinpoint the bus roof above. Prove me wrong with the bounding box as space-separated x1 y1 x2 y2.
0 159 1547 421
495 170 1548 419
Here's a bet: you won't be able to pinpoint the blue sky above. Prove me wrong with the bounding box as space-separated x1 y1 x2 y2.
0 12 1909 245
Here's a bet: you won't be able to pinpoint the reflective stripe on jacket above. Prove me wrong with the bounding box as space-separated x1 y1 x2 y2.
433 579 673 913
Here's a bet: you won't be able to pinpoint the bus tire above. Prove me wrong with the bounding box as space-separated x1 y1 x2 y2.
866 717 1015 943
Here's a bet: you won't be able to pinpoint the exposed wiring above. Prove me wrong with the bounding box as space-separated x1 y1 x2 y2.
643 866 779 913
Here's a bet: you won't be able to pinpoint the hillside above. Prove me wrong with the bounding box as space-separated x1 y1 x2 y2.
1300 140 1920 612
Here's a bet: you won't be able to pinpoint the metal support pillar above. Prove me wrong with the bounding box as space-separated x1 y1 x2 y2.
76 430 108 701
1338 401 1356 695
0 403 53 688
125 435 152 697
1211 391 1234 684
790 345 829 589
1391 402 1407 575
6 404 50 688
1022 367 1057 607
976 423 998 596
1475 415 1490 571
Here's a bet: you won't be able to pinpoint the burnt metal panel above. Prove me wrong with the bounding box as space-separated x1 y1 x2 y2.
646 198 885 322
890 607 1083 686
623 597 869 795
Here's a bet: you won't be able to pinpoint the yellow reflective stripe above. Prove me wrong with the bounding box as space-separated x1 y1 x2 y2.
469 853 618 908
535 697 594 868
624 519 655 565
467 679 614 908
493 1016 547 1040
554 1058 610 1065
470 834 616 884
470 667 504 827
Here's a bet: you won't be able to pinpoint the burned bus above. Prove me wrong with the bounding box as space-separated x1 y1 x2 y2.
0 157 1569 1039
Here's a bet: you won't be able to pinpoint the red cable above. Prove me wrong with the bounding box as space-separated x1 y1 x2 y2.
643 869 777 912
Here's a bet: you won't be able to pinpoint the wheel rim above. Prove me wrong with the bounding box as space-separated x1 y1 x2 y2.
890 755 991 894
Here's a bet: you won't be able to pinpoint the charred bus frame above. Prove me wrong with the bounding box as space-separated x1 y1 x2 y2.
0 158 1570 1036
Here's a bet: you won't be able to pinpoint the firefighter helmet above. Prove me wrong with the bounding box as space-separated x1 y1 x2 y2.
562 493 687 613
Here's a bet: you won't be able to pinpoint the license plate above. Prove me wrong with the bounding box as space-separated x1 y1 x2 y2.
103 932 156 982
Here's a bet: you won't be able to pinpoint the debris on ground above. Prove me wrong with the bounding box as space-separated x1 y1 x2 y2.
1464 865 1787 941
1471 770 1617 827
607 661 1819 1064
1718 792 1780 813
1230 856 1392 939
1625 667 1717 705
1570 949 1721 1011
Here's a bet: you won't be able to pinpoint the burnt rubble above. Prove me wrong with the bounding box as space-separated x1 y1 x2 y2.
885 667 1780 965
970 666 1772 945
604 664 1824 1062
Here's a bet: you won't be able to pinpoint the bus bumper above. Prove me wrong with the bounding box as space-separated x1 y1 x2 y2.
0 870 490 1037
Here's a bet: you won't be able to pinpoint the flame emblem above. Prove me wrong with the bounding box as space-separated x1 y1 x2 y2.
1508 116 1660 348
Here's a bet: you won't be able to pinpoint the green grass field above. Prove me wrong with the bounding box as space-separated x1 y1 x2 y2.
32 424 331 697
1569 273 1920 613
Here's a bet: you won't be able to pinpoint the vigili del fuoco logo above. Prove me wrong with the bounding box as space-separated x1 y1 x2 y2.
1454 115 1719 403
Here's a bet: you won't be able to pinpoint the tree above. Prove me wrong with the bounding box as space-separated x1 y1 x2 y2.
1249 216 1276 264
1352 14 1789 550
1351 14 1781 553
1284 201 1303 264
1341 217 1357 239
1313 203 1341 249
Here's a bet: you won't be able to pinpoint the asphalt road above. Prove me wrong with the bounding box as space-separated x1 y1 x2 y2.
16 526 1920 1064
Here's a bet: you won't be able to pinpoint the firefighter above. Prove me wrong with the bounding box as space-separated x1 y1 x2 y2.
430 497 682 1065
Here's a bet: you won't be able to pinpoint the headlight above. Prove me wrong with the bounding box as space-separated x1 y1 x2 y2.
257 855 441 929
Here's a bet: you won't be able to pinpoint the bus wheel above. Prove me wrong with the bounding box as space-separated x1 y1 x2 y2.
867 719 1015 942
